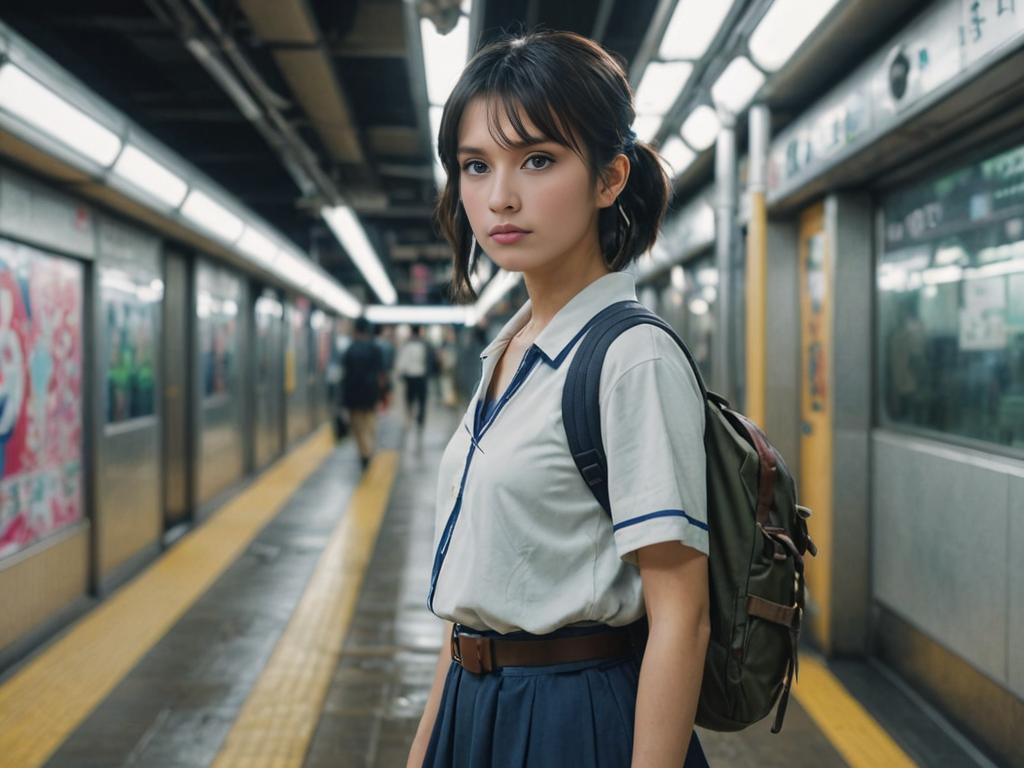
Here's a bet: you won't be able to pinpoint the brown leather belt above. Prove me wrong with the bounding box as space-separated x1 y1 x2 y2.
451 625 633 675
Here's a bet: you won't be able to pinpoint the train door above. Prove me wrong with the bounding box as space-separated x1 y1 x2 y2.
798 202 834 647
162 250 191 529
253 290 284 469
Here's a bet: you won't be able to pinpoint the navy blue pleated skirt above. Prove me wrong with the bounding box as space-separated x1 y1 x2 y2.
423 624 709 767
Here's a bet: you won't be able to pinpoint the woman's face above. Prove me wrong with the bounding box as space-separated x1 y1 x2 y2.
456 97 616 277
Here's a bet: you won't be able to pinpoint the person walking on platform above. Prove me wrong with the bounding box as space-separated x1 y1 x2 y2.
408 31 710 768
396 324 433 434
341 317 384 472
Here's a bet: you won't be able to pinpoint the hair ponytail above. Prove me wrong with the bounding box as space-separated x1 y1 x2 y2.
599 141 669 271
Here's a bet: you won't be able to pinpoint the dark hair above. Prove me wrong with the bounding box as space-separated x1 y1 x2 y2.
409 323 422 336
354 316 371 335
435 30 670 303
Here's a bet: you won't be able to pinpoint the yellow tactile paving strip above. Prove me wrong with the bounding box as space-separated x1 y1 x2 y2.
213 449 399 768
0 426 336 768
794 655 918 767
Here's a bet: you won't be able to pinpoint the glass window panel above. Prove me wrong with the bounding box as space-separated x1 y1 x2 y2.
197 263 241 401
102 270 159 424
878 141 1024 449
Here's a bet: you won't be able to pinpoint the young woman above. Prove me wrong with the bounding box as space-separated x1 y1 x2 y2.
407 31 711 768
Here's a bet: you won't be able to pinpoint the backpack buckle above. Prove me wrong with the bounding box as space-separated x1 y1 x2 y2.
574 449 605 487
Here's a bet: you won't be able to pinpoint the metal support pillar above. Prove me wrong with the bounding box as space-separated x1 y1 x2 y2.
745 104 770 424
713 112 737 403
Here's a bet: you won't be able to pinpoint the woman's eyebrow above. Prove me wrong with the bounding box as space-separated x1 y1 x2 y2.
457 138 556 156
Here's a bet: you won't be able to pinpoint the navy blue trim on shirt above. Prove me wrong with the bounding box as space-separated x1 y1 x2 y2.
428 344 544 614
612 509 709 532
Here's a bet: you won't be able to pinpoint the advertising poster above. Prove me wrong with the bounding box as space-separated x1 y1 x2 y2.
0 240 83 559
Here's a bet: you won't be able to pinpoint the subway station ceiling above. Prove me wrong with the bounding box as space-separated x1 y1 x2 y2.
1 0 927 306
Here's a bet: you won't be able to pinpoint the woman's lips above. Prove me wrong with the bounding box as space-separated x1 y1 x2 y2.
490 231 529 245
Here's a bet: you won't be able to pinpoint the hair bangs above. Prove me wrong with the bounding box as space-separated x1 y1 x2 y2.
482 75 584 160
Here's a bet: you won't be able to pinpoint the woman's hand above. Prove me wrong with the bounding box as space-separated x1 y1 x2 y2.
632 541 710 768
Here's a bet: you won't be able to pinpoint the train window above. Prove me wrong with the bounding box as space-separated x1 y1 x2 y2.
878 141 1024 451
196 263 241 401
101 267 159 424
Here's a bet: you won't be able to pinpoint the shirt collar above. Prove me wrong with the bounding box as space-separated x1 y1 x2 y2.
479 271 638 368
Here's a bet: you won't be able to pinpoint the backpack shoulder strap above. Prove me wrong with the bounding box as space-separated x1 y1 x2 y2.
562 300 707 517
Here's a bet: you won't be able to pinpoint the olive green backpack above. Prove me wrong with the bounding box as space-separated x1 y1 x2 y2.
562 300 816 733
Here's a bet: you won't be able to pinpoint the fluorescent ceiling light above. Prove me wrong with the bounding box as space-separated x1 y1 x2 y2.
635 61 693 116
681 105 720 151
473 269 522 323
0 62 122 166
181 190 244 242
430 105 446 188
237 226 279 266
659 0 735 60
659 136 696 177
671 265 686 290
470 255 494 293
322 205 397 305
749 0 842 72
365 304 472 325
711 56 765 115
275 248 316 289
633 115 662 143
113 144 188 208
420 14 470 106
312 274 361 317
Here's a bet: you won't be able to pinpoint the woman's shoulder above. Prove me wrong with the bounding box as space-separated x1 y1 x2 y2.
599 322 702 402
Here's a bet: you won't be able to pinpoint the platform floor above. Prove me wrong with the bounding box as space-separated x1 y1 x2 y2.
0 404 992 767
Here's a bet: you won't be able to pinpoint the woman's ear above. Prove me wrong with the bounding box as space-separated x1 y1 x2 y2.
597 154 631 208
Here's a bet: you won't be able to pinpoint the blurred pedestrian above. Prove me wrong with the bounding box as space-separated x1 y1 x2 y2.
396 323 432 433
341 317 384 472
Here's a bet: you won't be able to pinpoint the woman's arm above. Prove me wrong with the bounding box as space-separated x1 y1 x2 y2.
633 542 711 768
406 620 454 768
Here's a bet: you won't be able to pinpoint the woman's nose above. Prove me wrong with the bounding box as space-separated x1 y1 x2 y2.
487 170 520 212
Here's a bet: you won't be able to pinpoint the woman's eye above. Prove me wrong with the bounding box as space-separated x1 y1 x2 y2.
524 155 553 170
463 160 488 175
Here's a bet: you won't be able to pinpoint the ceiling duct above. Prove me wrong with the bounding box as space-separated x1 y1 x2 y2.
237 0 364 165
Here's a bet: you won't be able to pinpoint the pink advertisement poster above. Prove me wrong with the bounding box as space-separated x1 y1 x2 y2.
0 241 84 559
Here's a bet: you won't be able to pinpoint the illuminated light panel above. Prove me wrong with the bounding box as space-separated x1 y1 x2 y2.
237 227 279 266
112 144 188 207
0 62 121 166
711 56 765 115
420 14 470 106
659 136 696 177
365 304 473 325
430 105 445 188
749 0 842 72
473 269 522 323
633 115 662 143
681 105 720 151
322 205 397 305
635 61 693 116
181 190 244 242
659 0 735 60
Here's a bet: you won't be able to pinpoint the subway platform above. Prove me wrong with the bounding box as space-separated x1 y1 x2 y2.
0 406 993 768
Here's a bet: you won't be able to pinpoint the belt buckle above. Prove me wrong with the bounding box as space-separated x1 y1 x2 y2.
451 627 494 675
450 624 463 665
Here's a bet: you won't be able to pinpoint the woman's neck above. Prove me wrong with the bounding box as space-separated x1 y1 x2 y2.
520 241 610 336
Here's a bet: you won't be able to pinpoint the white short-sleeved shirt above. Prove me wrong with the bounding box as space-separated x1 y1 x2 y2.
429 271 708 635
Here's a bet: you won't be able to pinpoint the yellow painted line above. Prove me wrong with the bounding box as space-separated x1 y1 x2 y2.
0 426 337 768
213 450 399 768
794 655 918 768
